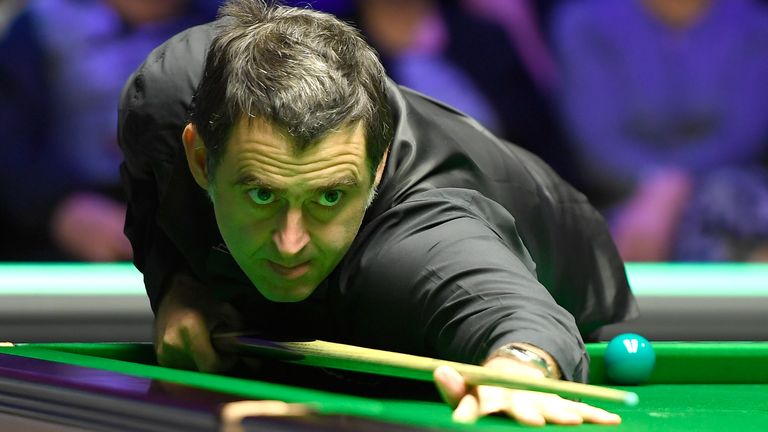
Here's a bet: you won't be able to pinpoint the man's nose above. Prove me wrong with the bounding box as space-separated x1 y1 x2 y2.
273 207 310 257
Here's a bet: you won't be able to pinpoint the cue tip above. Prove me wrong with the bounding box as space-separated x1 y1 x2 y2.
624 392 639 406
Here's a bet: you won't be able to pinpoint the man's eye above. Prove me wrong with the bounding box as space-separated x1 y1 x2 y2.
318 190 343 207
248 188 275 205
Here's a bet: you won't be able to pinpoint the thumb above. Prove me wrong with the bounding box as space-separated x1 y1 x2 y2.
434 365 467 408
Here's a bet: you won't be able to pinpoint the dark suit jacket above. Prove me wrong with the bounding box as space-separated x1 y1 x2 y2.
118 22 637 382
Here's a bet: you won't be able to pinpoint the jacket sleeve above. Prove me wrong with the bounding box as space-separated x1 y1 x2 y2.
342 189 589 382
509 146 639 341
117 24 215 312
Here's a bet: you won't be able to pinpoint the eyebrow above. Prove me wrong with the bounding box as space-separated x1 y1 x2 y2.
235 173 362 192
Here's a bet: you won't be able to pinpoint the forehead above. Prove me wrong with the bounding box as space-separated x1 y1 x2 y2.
220 117 370 187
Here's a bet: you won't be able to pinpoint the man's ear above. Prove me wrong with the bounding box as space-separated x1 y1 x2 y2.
182 123 210 190
373 146 390 187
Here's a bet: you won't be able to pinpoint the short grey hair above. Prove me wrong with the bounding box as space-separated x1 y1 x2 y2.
191 0 393 180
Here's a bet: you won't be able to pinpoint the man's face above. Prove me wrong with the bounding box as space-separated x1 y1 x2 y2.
207 118 376 302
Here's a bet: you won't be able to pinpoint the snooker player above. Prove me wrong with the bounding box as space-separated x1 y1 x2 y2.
118 0 637 426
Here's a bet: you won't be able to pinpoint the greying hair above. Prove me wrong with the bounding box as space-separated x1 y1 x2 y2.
191 0 393 179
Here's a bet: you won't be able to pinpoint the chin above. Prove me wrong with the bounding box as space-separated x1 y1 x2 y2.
258 283 316 303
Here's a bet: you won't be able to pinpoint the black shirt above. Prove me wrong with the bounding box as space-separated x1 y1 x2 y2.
118 22 637 382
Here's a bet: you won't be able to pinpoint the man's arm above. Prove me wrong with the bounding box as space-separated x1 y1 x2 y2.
116 22 215 308
116 22 237 369
119 137 237 370
343 189 620 424
120 134 243 371
347 190 587 377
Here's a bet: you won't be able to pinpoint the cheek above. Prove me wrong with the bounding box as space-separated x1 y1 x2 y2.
316 202 368 252
213 191 271 251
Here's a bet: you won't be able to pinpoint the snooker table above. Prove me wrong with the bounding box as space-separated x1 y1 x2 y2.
0 263 767 430
1 262 767 342
0 341 767 431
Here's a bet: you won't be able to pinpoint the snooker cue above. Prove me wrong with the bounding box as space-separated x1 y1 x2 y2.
212 332 639 406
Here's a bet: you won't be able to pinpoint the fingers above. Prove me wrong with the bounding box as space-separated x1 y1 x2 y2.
529 398 620 425
154 273 244 373
520 395 580 426
433 366 467 408
434 365 484 424
184 316 227 373
504 393 621 426
566 401 621 425
452 394 480 424
447 385 623 427
502 392 547 426
454 385 511 424
155 309 230 373
156 310 235 372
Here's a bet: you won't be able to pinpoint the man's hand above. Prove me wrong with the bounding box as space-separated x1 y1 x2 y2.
154 273 243 373
434 357 621 426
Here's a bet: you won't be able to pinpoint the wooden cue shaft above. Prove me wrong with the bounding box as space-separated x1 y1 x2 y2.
212 332 638 406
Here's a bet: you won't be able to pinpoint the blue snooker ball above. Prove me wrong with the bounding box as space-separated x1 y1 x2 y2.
604 333 656 385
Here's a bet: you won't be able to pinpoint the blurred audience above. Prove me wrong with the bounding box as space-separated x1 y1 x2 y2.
0 0 218 261
352 0 579 185
4 0 766 264
281 0 355 16
459 0 559 95
553 0 768 261
359 0 501 131
0 1 55 260
674 168 768 262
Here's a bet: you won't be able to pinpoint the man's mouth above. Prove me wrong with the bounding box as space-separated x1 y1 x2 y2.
267 261 311 279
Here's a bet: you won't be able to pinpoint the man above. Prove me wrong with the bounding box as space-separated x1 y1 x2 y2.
119 0 636 425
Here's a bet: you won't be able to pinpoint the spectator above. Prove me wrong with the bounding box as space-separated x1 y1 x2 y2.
460 0 560 95
0 0 219 261
553 0 768 261
358 0 502 132
353 0 579 184
674 168 768 262
0 2 54 259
